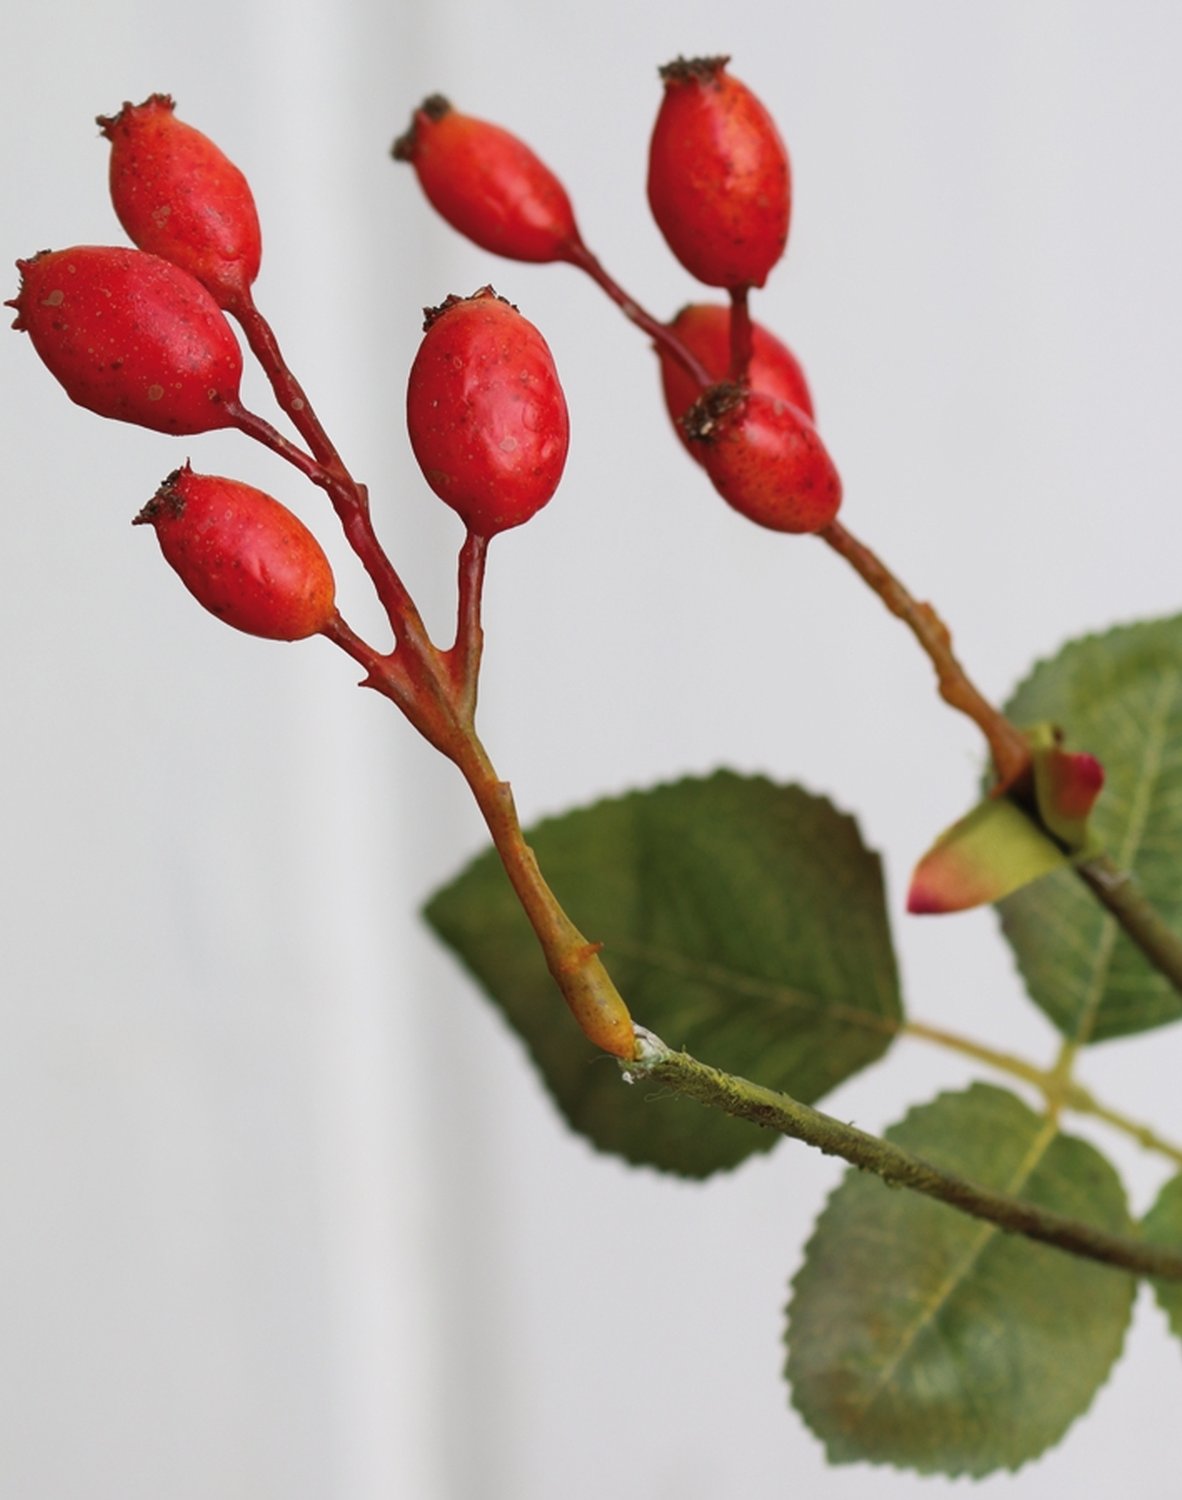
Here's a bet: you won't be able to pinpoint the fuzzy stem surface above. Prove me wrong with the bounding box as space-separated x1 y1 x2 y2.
627 1030 1182 1280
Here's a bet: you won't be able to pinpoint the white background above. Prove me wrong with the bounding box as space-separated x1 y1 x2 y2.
3 2 1182 1496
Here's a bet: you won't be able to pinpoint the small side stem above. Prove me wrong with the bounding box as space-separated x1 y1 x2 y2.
728 286 753 381
231 290 350 478
227 300 429 648
1062 1082 1182 1169
562 238 713 388
1076 851 1182 995
902 1018 1051 1092
232 400 426 642
225 402 323 484
446 530 489 725
902 1015 1182 1163
818 519 1031 789
627 1031 1182 1280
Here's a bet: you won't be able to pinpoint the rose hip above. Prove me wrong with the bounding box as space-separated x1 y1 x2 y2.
684 384 841 533
659 302 813 462
392 96 581 263
98 94 262 312
647 56 790 290
134 464 336 640
8 245 243 434
406 287 569 536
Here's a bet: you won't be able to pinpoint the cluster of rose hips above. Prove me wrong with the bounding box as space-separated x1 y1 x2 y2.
9 59 840 671
393 57 841 535
7 94 577 656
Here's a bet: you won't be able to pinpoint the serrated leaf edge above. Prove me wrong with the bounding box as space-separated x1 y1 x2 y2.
784 1084 1136 1478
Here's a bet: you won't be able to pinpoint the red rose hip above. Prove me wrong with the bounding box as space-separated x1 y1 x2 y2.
647 56 790 290
392 96 580 263
406 287 569 536
684 384 841 533
659 302 813 461
8 245 243 434
134 464 336 640
98 94 262 312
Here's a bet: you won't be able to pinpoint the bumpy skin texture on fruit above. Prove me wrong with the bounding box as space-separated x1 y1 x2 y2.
134 465 336 640
685 385 841 533
392 97 580 263
9 246 243 434
659 302 813 461
406 287 569 536
647 57 790 289
98 94 261 311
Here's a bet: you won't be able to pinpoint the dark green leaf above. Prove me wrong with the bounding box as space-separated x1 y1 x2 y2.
786 1083 1135 1476
1142 1172 1182 1340
998 615 1182 1041
425 771 902 1176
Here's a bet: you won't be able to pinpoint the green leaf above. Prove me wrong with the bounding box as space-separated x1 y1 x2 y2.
998 615 1182 1042
786 1083 1135 1477
425 770 902 1176
1142 1172 1182 1341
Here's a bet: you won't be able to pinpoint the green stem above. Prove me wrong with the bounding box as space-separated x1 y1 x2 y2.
903 1017 1182 1164
625 1030 1182 1280
901 1018 1051 1091
1076 851 1182 996
1061 1082 1182 1169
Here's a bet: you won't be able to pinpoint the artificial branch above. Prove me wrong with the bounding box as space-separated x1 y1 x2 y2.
448 530 489 723
626 1029 1182 1281
229 307 428 645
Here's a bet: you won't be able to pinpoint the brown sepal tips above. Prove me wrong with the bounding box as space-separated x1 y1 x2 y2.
682 381 747 442
658 56 730 85
133 464 189 526
421 285 513 331
96 93 176 137
391 94 453 160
